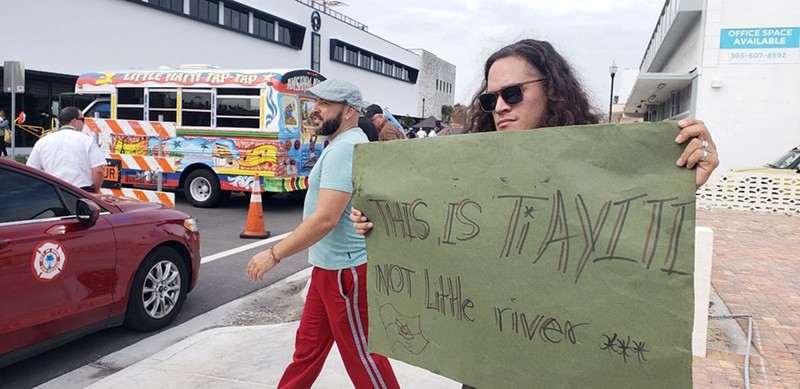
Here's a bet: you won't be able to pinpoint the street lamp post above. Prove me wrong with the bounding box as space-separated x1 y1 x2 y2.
422 98 426 117
608 61 618 123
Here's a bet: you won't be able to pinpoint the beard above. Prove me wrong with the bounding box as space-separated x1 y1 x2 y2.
315 106 345 136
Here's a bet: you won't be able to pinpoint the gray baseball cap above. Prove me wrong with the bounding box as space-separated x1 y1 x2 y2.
306 79 364 109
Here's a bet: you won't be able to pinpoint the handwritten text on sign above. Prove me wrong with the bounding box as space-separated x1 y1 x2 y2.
353 123 696 388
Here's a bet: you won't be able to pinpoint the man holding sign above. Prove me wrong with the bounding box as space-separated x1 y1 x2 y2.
247 79 400 389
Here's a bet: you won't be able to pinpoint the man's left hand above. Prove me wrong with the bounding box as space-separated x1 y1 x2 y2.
247 249 278 281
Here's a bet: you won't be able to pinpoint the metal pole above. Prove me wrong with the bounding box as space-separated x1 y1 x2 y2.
10 70 15 157
157 114 164 192
608 73 615 124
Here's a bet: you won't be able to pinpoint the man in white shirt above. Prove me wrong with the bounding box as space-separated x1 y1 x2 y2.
416 128 427 138
27 107 106 193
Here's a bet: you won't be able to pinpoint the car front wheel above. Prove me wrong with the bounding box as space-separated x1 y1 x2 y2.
124 246 188 331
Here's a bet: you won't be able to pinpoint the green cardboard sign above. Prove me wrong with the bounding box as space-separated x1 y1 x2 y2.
352 123 695 388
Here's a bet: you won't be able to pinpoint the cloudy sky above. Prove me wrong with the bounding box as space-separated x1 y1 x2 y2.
333 0 664 110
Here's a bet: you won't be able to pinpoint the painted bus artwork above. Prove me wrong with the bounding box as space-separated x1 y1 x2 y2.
75 67 327 207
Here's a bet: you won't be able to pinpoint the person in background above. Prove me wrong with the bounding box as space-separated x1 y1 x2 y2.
446 105 467 135
364 104 405 141
416 127 427 138
348 39 720 388
428 126 438 137
26 107 106 193
358 115 379 141
0 110 9 157
246 79 400 389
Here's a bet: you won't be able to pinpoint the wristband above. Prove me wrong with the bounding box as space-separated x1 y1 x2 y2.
268 246 280 264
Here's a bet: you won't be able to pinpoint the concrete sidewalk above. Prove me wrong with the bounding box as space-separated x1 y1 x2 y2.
85 323 459 388
67 209 800 388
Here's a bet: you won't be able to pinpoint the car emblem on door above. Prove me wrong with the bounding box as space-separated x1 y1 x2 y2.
31 240 67 282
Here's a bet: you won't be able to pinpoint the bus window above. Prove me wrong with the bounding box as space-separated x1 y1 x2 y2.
217 88 260 128
182 90 212 126
149 90 177 122
85 101 111 119
118 88 145 119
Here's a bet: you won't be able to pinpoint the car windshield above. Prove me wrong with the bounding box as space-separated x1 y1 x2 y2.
767 149 800 169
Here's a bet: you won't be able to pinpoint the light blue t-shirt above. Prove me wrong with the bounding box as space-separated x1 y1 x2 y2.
304 127 368 270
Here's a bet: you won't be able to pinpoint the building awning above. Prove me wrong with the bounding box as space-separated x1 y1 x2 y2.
412 116 438 129
623 72 697 116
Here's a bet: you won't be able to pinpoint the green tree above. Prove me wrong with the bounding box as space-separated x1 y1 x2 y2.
441 105 453 122
399 116 415 129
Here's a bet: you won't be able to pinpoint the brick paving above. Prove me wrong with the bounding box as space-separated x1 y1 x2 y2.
693 209 800 388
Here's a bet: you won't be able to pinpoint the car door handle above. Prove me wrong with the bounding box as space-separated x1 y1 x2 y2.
0 239 10 249
46 225 67 235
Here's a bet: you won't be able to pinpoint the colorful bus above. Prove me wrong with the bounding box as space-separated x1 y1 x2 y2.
74 67 327 207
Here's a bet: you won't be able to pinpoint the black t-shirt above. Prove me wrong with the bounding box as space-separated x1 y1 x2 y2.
358 116 379 142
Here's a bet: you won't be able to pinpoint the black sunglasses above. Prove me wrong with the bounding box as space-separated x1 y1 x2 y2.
478 78 547 112
74 117 85 122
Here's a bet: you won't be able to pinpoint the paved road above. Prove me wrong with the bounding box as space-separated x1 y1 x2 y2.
0 193 308 389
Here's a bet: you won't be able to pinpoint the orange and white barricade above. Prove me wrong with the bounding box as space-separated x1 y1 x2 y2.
86 118 177 207
100 188 176 208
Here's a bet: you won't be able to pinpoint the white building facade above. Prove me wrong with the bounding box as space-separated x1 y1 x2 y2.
411 49 456 120
624 0 800 172
1 0 453 147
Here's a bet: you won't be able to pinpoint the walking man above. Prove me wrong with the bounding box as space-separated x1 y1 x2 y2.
27 107 106 192
247 79 400 389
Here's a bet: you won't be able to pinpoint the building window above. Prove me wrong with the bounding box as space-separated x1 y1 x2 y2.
311 33 321 72
347 49 358 66
190 0 219 24
154 0 183 13
278 25 292 45
224 6 249 33
267 18 305 49
254 17 275 40
132 0 304 49
359 53 371 69
329 39 418 83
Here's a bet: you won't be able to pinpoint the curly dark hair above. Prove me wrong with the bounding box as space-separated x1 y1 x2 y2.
465 39 600 133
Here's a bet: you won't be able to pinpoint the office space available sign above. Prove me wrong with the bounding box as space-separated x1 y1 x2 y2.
720 27 800 63
353 123 696 388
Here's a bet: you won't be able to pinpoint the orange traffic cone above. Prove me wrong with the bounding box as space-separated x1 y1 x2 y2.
240 174 271 239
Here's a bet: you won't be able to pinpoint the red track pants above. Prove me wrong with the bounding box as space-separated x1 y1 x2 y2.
278 264 400 389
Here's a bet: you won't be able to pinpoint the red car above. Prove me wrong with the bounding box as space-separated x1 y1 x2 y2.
0 159 201 368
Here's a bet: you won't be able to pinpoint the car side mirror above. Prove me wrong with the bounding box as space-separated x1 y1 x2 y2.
76 199 101 227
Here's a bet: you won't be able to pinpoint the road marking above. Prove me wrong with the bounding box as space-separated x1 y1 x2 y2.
201 232 291 264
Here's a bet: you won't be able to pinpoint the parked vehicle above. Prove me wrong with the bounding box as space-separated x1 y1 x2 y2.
731 146 800 174
0 159 201 368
